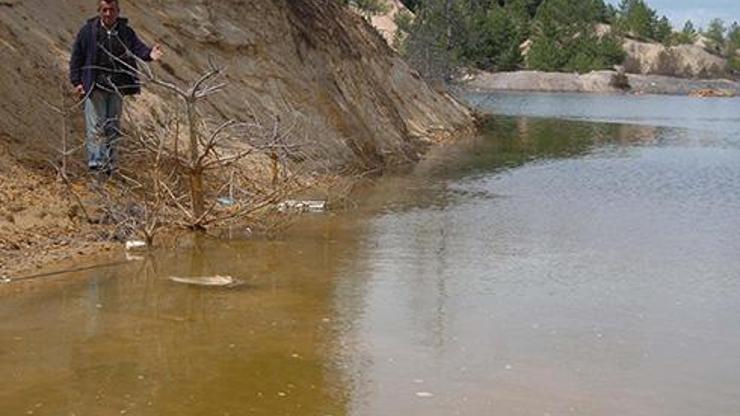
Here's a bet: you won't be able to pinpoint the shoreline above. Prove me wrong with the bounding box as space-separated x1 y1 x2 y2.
459 70 740 97
0 123 475 285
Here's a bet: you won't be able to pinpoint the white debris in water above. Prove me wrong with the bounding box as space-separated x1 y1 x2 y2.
277 392 287 397
96 304 103 309
169 275 234 287
413 379 424 384
277 199 327 213
125 240 147 251
415 392 434 398
504 364 513 370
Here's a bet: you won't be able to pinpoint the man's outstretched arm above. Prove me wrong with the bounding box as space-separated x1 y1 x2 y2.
128 27 162 62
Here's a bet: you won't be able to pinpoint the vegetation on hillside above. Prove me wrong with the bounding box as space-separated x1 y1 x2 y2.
340 0 391 18
340 0 740 80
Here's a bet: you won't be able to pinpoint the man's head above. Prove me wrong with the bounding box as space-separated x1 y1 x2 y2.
98 0 120 28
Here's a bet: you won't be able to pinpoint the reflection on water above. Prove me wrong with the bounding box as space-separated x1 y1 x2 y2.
0 235 356 415
466 91 740 138
2 94 740 415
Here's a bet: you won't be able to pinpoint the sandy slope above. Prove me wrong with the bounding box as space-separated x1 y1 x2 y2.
0 0 473 279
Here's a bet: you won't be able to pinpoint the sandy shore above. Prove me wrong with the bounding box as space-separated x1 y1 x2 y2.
461 70 740 96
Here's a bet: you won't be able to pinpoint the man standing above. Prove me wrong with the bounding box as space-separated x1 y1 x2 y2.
69 0 162 174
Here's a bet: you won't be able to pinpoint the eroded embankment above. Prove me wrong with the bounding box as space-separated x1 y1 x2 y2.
0 0 474 279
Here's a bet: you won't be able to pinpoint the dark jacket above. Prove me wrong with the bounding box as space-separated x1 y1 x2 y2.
69 17 152 95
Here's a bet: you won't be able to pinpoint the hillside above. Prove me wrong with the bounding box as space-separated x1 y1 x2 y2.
0 0 474 276
0 0 472 169
372 0 738 83
622 37 729 78
368 0 410 48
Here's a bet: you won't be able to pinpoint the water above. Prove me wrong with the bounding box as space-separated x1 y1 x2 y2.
2 93 740 415
466 91 740 135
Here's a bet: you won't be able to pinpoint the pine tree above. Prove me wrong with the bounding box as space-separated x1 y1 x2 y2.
727 22 740 71
527 0 623 72
704 18 726 54
616 0 659 40
654 16 672 44
469 5 522 70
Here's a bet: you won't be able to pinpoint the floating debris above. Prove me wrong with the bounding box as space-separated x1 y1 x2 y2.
125 240 147 251
277 199 327 213
217 197 236 206
415 392 434 398
169 275 235 287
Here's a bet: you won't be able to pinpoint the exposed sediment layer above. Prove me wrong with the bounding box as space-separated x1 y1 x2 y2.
463 70 740 96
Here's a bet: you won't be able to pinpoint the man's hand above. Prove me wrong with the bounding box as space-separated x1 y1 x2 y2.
74 84 85 98
150 44 163 61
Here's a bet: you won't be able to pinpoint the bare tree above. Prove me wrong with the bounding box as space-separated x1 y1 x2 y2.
83 46 342 243
45 72 93 223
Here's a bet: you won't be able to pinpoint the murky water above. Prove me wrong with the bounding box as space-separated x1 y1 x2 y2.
2 93 740 415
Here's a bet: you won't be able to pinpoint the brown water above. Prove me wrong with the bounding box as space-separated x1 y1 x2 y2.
2 95 740 415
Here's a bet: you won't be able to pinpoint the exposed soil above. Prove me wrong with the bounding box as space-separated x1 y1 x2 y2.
0 143 118 279
0 0 474 281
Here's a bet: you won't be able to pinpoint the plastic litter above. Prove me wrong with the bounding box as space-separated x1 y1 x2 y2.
169 275 235 287
277 199 327 213
125 240 147 251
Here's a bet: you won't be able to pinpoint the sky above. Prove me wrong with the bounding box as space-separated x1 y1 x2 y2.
605 0 739 30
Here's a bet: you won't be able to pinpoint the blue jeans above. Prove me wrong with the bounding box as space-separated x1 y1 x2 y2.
84 89 123 170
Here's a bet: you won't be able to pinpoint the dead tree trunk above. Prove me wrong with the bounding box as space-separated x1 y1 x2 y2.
186 100 205 223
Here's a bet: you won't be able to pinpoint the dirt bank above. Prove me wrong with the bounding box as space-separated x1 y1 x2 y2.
0 143 119 279
462 70 740 96
0 0 474 280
